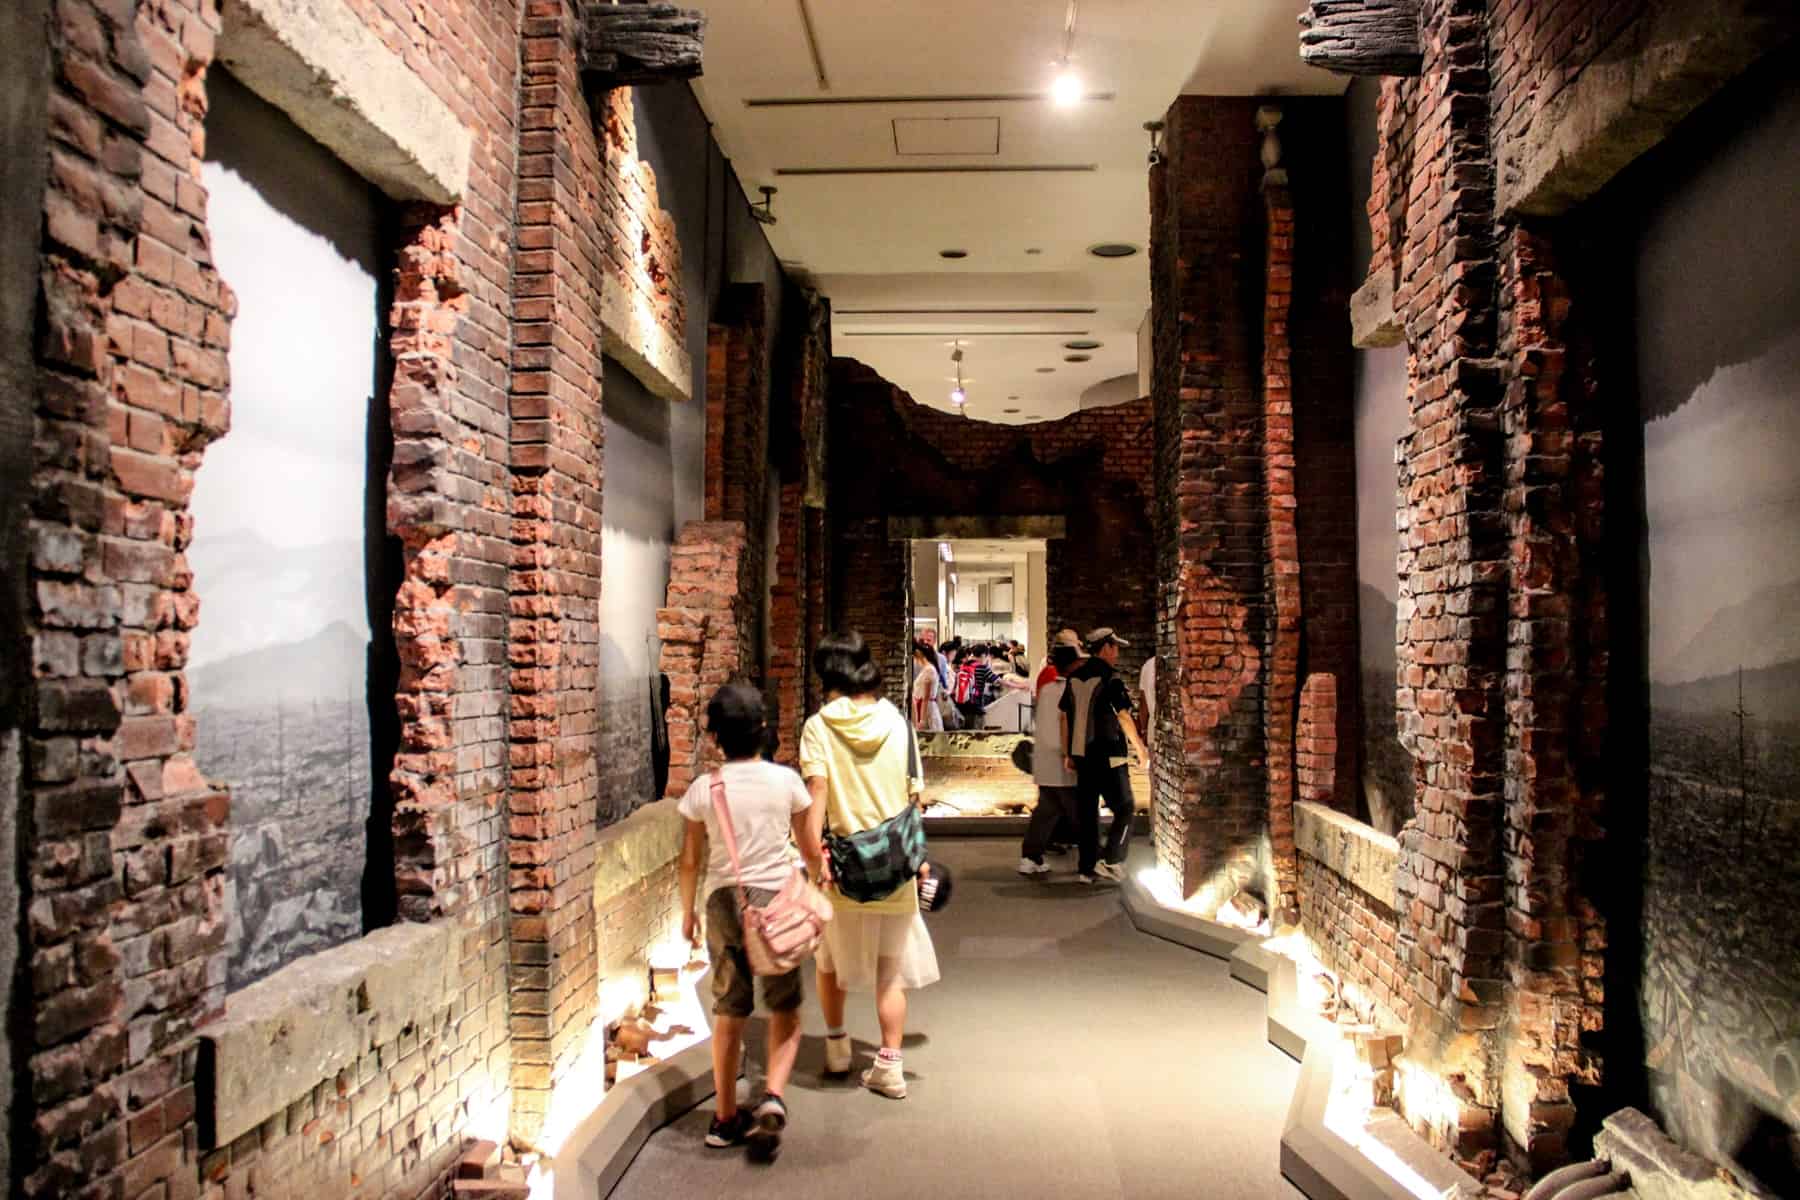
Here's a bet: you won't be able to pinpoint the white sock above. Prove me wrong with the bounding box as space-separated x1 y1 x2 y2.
827 1027 847 1040
876 1047 901 1063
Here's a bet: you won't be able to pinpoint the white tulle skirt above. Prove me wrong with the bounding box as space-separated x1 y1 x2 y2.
817 904 941 993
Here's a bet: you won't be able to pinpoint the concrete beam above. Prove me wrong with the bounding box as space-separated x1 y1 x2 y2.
603 287 693 403
216 0 472 204
1348 270 1403 349
1497 0 1795 218
885 515 1068 542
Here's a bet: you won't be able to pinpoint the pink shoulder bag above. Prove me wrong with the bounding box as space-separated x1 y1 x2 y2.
710 776 833 976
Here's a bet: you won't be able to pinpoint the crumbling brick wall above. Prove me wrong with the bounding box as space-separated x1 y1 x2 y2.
1332 0 1786 1173
10 0 705 1192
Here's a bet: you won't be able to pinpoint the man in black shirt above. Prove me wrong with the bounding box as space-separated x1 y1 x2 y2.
1059 627 1149 882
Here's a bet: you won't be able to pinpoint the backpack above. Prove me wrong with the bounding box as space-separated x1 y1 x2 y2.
955 660 980 704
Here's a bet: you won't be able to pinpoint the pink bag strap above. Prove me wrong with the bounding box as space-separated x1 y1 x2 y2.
709 775 752 912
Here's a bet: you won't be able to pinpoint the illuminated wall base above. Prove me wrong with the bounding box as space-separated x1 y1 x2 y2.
1120 862 1481 1200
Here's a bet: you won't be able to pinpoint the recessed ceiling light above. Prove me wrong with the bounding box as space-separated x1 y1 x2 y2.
1088 242 1138 258
1063 339 1102 350
1035 367 1055 373
939 248 968 259
1064 353 1091 363
1007 394 1020 400
1025 247 1043 255
1003 407 1021 414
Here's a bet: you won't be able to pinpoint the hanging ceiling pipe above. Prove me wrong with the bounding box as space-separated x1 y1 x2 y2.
796 0 830 91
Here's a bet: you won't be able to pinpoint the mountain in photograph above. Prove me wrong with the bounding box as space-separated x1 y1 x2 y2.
1656 577 1800 685
189 621 367 712
1360 582 1399 668
186 528 367 668
1651 658 1800 719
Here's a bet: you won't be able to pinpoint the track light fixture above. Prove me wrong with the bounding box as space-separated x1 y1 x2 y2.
1050 0 1082 107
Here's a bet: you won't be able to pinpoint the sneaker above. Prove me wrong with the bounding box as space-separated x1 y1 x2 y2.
1094 860 1125 882
823 1033 852 1078
1077 873 1098 885
705 1109 753 1148
745 1095 787 1163
1017 857 1051 876
861 1054 907 1099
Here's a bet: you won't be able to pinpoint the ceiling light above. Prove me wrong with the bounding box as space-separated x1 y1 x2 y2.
1003 407 1021 414
950 345 969 409
1036 367 1055 374
1049 1 1082 107
1064 353 1091 363
1063 339 1102 350
1025 247 1043 255
939 248 968 259
1088 242 1138 258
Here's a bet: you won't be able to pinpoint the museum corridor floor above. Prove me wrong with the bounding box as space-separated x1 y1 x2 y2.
608 839 1307 1200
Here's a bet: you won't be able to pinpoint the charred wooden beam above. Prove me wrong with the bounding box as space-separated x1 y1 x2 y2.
580 3 705 89
1297 0 1422 76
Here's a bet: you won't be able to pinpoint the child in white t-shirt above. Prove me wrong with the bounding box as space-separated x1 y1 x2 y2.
677 682 820 1163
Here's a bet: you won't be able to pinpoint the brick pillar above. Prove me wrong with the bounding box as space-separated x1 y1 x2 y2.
659 522 750 799
768 481 806 766
1387 0 1509 1168
704 285 770 678
1261 106 1304 918
1150 96 1269 903
1495 226 1607 1172
506 0 605 1139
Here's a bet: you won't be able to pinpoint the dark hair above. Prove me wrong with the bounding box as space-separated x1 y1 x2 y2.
1051 644 1080 673
814 630 882 697
912 640 935 660
706 681 767 760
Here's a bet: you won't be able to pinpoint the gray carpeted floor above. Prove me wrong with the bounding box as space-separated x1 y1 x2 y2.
608 838 1308 1200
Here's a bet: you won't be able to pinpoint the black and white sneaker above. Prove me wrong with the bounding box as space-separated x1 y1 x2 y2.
705 1110 753 1148
746 1095 787 1163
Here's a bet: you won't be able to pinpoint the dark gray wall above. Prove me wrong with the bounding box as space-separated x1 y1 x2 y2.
596 83 792 824
1345 76 1412 834
1624 61 1800 1191
1 1 52 1187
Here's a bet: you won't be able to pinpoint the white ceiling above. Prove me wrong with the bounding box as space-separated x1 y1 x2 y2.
690 1 1341 424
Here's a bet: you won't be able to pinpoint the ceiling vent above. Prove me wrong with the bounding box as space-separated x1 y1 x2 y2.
894 117 1000 156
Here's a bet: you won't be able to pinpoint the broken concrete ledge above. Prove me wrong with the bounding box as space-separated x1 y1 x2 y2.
199 920 456 1147
1295 802 1399 909
592 797 683 909
217 0 472 204
551 1036 719 1200
1119 868 1479 1200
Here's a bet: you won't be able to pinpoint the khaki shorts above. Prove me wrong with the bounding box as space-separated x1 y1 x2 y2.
705 887 803 1018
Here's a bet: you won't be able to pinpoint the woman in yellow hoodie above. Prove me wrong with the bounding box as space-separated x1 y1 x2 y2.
799 630 941 1099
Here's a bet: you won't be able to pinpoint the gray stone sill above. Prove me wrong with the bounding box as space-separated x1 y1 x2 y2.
199 920 455 1147
592 798 684 909
1120 862 1478 1200
1296 801 1400 909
